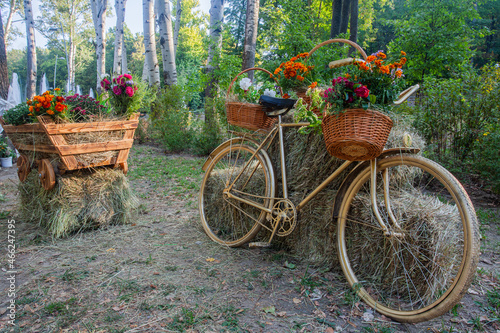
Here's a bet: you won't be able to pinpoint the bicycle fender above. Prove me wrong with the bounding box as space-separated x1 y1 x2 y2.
331 148 420 220
201 137 263 171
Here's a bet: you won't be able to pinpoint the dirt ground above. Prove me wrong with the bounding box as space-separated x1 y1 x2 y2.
0 144 499 333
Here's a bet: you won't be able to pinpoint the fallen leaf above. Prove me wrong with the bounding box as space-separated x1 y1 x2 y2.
106 248 116 253
262 306 276 315
468 288 479 295
293 298 302 304
235 309 244 314
325 328 334 333
313 309 326 318
284 261 296 269
153 272 160 275
276 311 286 317
206 258 215 262
362 311 374 322
44 276 56 283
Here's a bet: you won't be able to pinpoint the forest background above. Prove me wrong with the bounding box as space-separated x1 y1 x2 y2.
0 0 499 194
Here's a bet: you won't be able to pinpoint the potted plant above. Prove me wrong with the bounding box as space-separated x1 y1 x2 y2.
0 138 14 168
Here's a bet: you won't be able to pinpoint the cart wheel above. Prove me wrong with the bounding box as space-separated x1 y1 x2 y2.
39 159 56 190
17 155 31 182
119 162 128 175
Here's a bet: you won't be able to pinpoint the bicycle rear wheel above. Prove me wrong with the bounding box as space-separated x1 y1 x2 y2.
337 154 479 323
199 143 274 247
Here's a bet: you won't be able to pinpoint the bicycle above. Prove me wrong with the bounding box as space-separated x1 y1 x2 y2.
198 45 480 323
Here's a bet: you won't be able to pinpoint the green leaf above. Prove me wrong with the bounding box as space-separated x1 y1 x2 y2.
284 261 296 269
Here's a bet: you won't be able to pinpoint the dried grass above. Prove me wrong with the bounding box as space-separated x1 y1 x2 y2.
18 168 138 238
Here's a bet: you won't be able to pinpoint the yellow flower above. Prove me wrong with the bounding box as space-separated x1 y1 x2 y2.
484 132 490 136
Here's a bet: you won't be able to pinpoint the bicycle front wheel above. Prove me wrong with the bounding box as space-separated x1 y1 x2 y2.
199 143 274 247
337 154 479 323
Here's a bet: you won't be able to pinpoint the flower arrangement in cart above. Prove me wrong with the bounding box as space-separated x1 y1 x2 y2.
294 50 408 132
100 73 140 117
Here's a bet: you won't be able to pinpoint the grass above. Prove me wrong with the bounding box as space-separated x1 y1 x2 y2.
128 145 205 197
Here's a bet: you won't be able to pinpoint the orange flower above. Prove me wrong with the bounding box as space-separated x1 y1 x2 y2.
378 52 387 59
401 51 406 56
55 103 67 112
345 73 351 78
400 57 407 65
366 55 376 63
56 96 64 102
380 65 390 74
308 81 317 89
29 106 33 112
297 75 304 81
47 110 55 115
54 88 61 91
395 69 403 78
283 93 290 99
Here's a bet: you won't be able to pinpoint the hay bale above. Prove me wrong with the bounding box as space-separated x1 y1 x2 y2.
262 115 427 266
19 168 138 238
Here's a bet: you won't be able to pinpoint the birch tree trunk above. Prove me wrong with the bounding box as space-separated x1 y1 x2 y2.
24 0 37 99
0 11 9 99
143 0 160 86
173 0 181 56
156 0 177 86
205 0 224 127
4 0 19 42
90 0 108 93
241 0 258 80
114 0 127 75
122 43 128 74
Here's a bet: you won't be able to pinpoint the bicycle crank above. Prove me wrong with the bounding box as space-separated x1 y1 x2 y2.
271 199 297 236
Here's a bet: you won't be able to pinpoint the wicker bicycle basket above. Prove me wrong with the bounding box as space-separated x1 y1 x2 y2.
322 109 393 161
226 68 282 131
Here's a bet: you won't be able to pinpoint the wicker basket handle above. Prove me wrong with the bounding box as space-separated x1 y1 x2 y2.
394 84 420 105
227 67 283 98
308 38 368 61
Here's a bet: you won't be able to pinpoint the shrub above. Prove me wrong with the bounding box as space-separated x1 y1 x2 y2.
151 86 193 152
64 94 107 121
2 103 33 125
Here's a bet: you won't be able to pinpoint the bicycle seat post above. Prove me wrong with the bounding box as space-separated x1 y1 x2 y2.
278 115 288 199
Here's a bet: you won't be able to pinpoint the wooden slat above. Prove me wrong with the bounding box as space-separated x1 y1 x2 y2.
15 143 58 154
61 157 118 171
115 113 140 166
1 123 44 134
57 139 134 156
43 120 139 135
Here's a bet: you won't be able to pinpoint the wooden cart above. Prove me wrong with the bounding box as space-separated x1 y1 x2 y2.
0 113 139 190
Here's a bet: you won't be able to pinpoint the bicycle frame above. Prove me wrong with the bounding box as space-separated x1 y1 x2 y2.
214 115 414 244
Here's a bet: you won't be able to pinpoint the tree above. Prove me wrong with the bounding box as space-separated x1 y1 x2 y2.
205 0 223 99
156 0 177 85
143 0 160 85
2 0 21 42
38 0 93 92
241 0 258 79
113 0 126 75
224 0 246 53
90 0 108 93
24 0 36 99
0 10 8 99
389 0 482 82
173 0 181 55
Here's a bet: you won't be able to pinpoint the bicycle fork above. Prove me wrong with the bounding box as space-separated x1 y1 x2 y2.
370 159 403 237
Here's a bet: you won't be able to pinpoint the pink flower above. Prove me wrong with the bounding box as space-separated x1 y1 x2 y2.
113 86 122 95
354 86 370 98
125 86 134 97
124 74 132 80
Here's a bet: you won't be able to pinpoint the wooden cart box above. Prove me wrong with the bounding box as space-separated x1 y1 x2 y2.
0 113 140 190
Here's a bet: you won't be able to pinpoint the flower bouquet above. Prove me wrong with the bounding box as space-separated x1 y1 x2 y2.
226 67 281 131
101 74 139 117
26 88 68 120
273 52 317 95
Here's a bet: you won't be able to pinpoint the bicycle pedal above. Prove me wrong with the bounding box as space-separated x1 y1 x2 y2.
248 242 271 248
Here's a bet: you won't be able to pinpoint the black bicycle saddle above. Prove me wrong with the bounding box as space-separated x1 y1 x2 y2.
259 95 297 117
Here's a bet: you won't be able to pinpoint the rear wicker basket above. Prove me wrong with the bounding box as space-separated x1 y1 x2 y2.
226 67 281 131
322 109 393 161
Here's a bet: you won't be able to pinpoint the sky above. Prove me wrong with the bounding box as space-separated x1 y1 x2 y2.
8 0 211 50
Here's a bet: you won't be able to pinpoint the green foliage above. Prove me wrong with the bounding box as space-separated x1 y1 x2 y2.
2 103 33 125
388 0 484 82
412 63 500 192
191 97 225 156
0 137 14 158
151 85 193 152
